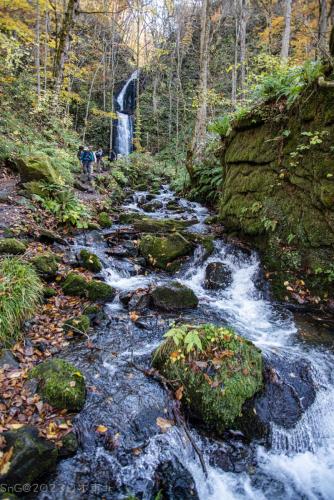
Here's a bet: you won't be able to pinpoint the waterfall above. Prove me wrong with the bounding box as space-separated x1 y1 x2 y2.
115 70 138 156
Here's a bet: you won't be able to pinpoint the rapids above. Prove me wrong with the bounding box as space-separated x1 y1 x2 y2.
40 186 334 500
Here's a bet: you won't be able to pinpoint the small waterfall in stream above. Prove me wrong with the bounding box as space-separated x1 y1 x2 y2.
115 70 138 156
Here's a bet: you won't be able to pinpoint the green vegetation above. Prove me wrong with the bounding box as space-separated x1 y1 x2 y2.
98 212 112 228
29 359 86 411
0 238 27 255
61 272 115 302
153 324 263 434
0 258 43 345
139 233 193 271
79 250 102 273
63 315 91 335
31 253 59 281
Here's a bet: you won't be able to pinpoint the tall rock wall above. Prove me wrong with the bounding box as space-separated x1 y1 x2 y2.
220 85 334 299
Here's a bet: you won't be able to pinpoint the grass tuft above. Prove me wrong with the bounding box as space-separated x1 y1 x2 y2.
0 258 43 345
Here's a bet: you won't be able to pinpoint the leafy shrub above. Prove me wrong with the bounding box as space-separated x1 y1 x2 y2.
0 258 43 345
33 183 90 228
208 115 231 137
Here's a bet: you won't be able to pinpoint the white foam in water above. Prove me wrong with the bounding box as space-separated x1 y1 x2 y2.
103 266 154 291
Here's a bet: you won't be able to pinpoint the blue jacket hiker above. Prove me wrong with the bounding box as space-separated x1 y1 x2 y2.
80 147 95 181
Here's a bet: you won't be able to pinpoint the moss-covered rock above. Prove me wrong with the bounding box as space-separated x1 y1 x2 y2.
79 249 102 272
31 253 59 281
0 426 58 487
86 280 115 301
119 212 145 224
98 212 112 228
58 431 78 458
16 155 59 183
63 315 90 334
29 359 86 411
43 286 57 298
0 238 26 255
139 233 193 271
134 218 192 233
142 200 163 212
153 324 263 435
62 272 87 297
151 282 198 311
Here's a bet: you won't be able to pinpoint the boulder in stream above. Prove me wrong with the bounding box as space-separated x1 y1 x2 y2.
134 217 193 233
79 249 102 273
139 233 193 271
151 282 198 311
153 324 263 436
0 426 58 488
141 200 163 212
29 359 86 411
204 262 232 289
152 457 199 500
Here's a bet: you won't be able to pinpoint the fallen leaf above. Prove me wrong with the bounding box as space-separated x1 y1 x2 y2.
0 446 13 475
175 385 184 400
96 425 108 433
156 417 174 432
129 311 139 321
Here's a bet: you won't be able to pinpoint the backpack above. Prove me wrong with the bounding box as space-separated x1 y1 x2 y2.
81 150 92 162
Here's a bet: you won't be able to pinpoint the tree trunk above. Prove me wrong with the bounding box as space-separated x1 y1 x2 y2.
188 0 210 173
35 0 41 101
280 0 292 61
53 0 79 99
44 8 49 91
318 0 328 57
330 24 334 57
239 0 249 94
82 65 101 144
232 8 239 105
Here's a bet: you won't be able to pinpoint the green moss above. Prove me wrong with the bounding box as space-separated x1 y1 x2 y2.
63 315 90 334
29 359 86 411
86 280 115 301
62 272 87 297
0 238 27 255
119 212 146 224
153 324 263 435
98 212 112 228
79 249 102 273
139 233 193 271
16 155 59 183
83 304 101 315
31 253 59 281
43 286 57 298
133 217 192 233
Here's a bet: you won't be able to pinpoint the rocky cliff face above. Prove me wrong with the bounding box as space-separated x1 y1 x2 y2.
220 85 334 299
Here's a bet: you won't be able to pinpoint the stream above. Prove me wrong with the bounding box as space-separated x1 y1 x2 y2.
41 186 334 500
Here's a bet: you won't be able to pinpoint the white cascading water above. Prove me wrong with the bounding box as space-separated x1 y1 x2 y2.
116 70 138 156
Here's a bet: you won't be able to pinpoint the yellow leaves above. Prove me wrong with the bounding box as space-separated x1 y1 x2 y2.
0 446 13 476
156 417 173 432
175 385 184 401
129 311 139 322
96 425 108 433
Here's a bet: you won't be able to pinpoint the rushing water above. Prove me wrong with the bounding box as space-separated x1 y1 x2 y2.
41 186 334 500
115 71 138 156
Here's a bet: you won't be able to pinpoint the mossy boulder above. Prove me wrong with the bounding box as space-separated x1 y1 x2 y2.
79 249 102 273
31 253 59 281
153 324 263 435
0 238 26 255
86 280 115 301
62 272 87 297
139 233 193 271
63 315 90 335
142 200 163 212
58 431 78 458
98 212 112 228
29 359 86 411
134 218 192 233
43 286 57 299
151 282 198 311
0 426 58 487
119 212 145 224
16 155 58 183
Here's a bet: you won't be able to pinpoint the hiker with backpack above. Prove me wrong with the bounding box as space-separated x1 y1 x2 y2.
95 147 104 172
80 146 95 181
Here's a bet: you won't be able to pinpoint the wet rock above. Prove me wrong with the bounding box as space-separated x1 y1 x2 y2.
16 155 58 183
204 262 232 289
0 426 58 487
106 241 138 258
38 227 67 245
239 355 316 440
166 200 180 211
139 233 193 271
31 253 59 281
141 200 163 212
118 212 145 225
79 249 102 273
0 350 19 369
209 438 256 473
120 289 151 311
98 212 112 228
29 359 86 411
0 238 26 255
188 234 214 257
152 457 199 500
58 431 79 458
153 324 263 436
151 282 198 311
